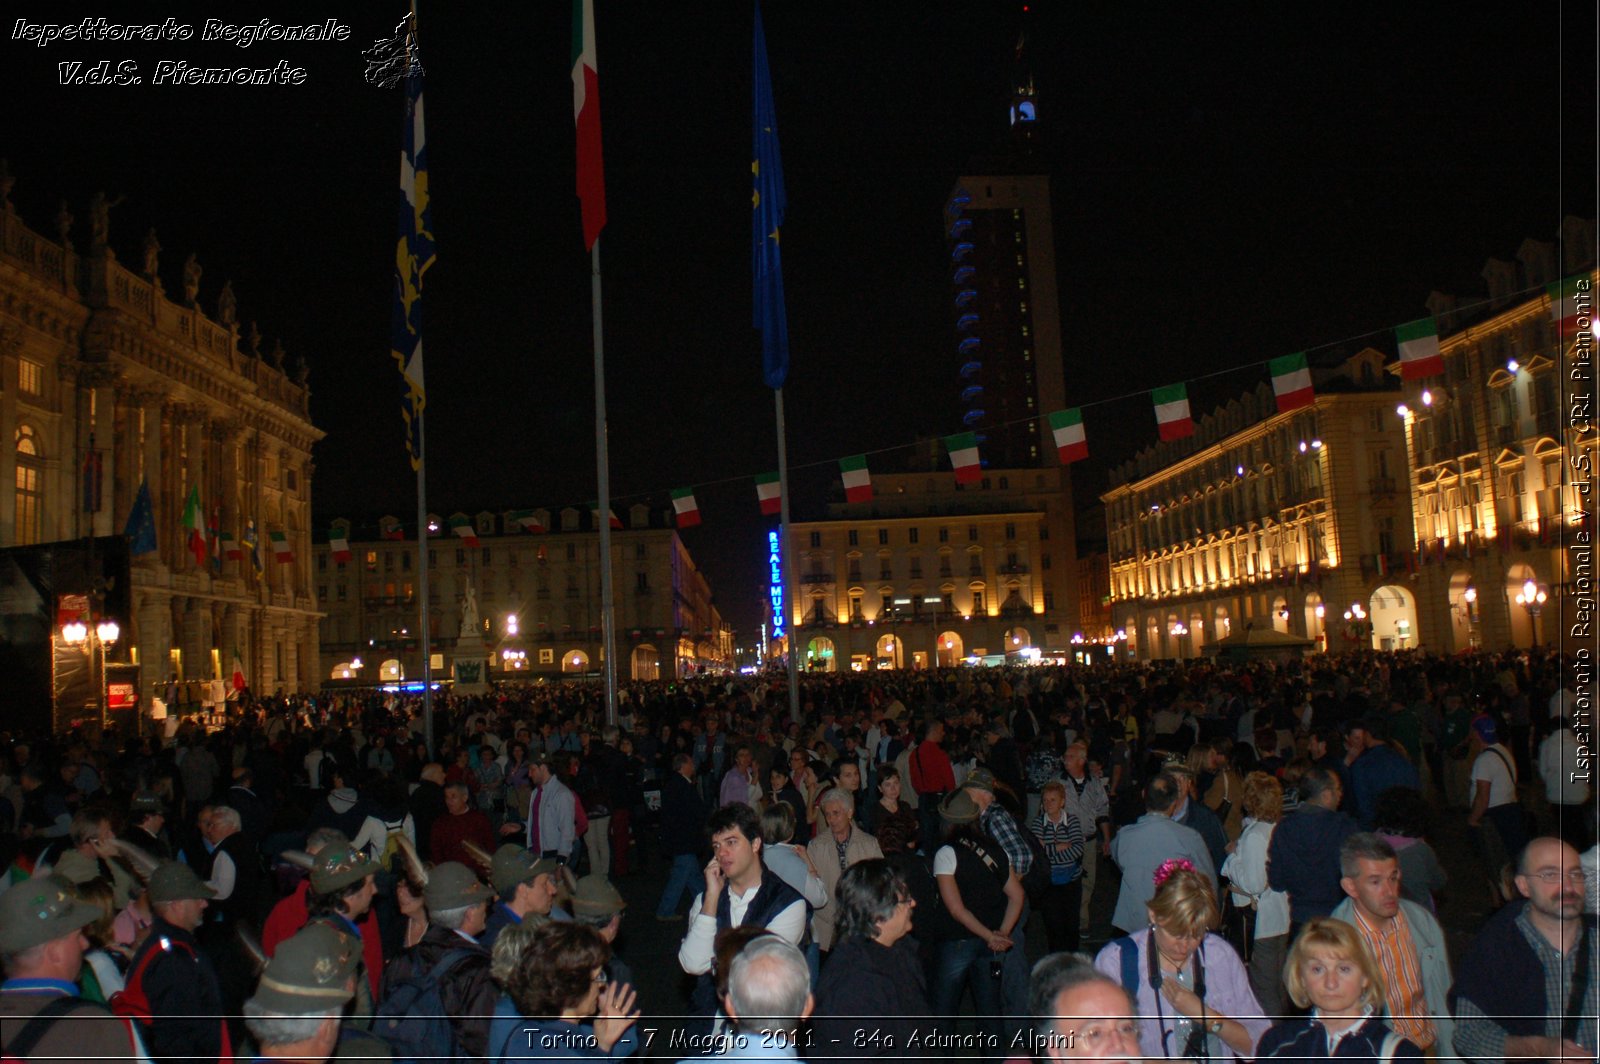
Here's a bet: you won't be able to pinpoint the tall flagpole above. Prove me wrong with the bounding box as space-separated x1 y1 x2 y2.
408 0 433 752
775 389 799 720
593 239 618 725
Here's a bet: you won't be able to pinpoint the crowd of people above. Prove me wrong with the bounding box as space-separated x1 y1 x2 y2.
0 646 1594 1062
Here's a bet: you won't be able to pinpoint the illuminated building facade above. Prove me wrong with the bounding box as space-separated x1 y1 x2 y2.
785 468 1077 670
0 182 322 708
1397 223 1595 650
316 504 732 683
1103 350 1411 659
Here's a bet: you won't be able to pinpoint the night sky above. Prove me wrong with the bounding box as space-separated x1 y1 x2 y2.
5 2 1594 638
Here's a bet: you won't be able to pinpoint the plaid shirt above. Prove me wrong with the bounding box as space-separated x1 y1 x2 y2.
1454 908 1599 1061
981 802 1032 877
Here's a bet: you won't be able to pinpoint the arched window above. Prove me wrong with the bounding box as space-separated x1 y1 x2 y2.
14 426 43 546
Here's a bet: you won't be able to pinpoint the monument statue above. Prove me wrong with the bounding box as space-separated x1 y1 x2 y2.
142 229 161 277
217 281 237 325
56 201 74 247
182 253 202 305
460 585 480 637
247 321 262 357
0 159 14 212
88 191 124 248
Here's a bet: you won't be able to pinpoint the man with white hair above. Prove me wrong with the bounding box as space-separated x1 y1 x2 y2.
676 936 814 1062
244 922 360 1063
804 787 882 953
1027 952 1142 1062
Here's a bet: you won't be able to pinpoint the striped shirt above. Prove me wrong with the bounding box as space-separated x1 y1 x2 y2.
1351 905 1433 1049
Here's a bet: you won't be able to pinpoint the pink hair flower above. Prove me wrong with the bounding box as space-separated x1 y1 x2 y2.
1153 858 1196 889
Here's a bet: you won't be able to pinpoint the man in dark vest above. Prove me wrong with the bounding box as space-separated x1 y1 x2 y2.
675 802 805 1021
126 861 230 1064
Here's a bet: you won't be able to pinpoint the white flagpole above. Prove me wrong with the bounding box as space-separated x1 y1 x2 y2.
592 239 618 725
775 387 799 720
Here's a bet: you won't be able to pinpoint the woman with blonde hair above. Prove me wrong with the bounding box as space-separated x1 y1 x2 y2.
1257 917 1422 1060
1221 771 1293 1019
1094 861 1269 1059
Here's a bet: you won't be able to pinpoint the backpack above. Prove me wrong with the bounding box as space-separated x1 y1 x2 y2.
372 947 473 1062
1 996 84 1059
1019 826 1052 905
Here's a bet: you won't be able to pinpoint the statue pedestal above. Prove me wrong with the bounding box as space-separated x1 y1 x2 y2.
452 634 490 695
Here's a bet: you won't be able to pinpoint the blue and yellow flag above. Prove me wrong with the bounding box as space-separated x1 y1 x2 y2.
392 25 434 470
752 2 788 390
123 478 156 555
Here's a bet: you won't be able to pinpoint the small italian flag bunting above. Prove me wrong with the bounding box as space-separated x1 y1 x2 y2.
182 485 207 568
220 530 242 561
329 528 352 564
269 530 294 563
448 515 480 546
1548 275 1591 335
230 648 247 692
1151 383 1194 441
1047 408 1087 464
840 455 873 502
755 473 781 516
589 504 623 530
1269 352 1315 412
671 488 701 528
509 509 546 533
944 432 982 483
1395 317 1444 380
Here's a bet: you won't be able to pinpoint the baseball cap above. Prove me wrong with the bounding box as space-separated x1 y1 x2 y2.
309 844 380 894
1471 714 1498 744
0 875 100 954
129 792 166 816
248 922 360 1014
571 875 626 919
489 844 560 894
424 861 493 911
148 860 218 903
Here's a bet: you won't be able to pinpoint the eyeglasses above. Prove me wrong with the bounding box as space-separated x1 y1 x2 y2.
1075 1019 1139 1051
1526 870 1588 885
592 970 609 986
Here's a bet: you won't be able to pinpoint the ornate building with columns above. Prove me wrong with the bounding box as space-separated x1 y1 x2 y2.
0 174 322 711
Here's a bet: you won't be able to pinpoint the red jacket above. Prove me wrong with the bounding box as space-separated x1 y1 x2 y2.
261 879 383 999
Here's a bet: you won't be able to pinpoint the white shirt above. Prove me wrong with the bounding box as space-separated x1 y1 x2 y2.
677 884 806 975
207 848 236 900
1538 728 1592 805
1221 818 1291 938
933 845 959 876
1469 744 1517 806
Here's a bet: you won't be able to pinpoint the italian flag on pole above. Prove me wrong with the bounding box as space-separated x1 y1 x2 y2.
220 530 243 561
1047 408 1088 464
509 509 546 533
590 505 623 530
182 485 207 567
329 527 352 564
269 530 294 563
1549 275 1591 335
448 515 480 547
230 648 247 692
755 472 781 516
1270 352 1315 412
944 432 982 483
671 488 701 528
840 455 873 502
1151 383 1194 441
572 0 606 251
1395 317 1444 380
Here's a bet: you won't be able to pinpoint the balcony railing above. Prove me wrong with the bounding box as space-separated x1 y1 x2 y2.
1368 477 1397 495
801 571 834 585
997 562 1030 575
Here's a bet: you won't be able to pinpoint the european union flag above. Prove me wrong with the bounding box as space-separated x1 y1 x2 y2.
124 478 156 555
752 2 788 390
391 27 434 471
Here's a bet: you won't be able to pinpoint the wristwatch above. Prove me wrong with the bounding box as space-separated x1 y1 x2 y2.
1207 1018 1224 1035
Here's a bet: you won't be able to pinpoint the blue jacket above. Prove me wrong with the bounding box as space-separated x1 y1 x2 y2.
1347 747 1420 829
1258 1014 1422 1060
1268 804 1359 923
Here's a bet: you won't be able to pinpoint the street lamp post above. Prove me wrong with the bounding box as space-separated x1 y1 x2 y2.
62 618 119 729
1514 579 1548 647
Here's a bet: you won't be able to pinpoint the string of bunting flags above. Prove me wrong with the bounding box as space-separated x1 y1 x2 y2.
333 274 1586 543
